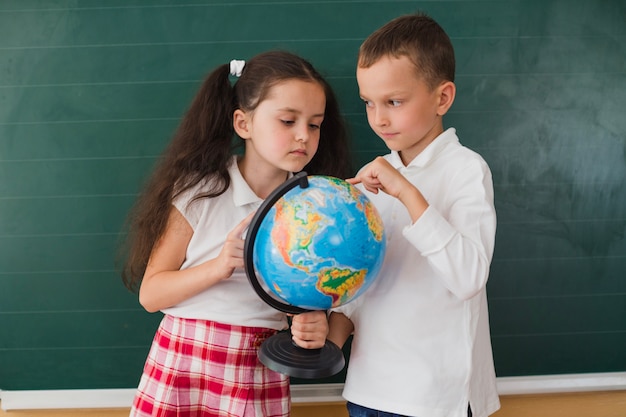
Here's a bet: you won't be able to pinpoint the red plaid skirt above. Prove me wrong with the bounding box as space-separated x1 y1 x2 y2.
129 315 290 417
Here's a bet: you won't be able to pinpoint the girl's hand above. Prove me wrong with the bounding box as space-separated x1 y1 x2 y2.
215 212 254 280
290 311 329 349
139 210 257 312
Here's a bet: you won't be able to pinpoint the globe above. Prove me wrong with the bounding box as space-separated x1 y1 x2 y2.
247 173 386 312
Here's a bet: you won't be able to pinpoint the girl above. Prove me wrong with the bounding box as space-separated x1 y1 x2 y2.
121 51 352 416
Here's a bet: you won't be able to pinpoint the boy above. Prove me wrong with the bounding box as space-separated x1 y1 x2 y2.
328 13 501 417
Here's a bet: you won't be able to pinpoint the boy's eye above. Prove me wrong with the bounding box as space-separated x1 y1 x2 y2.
281 120 295 125
389 100 401 107
362 99 373 108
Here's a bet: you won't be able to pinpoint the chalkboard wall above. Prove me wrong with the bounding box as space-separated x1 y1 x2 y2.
1 0 624 390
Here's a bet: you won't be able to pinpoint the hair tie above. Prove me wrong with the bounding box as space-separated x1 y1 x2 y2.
229 59 245 77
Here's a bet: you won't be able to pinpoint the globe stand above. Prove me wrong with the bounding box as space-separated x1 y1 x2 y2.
244 172 346 379
259 332 345 379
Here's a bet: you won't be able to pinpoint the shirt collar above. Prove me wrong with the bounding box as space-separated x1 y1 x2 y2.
229 157 263 207
389 128 459 172
229 156 296 207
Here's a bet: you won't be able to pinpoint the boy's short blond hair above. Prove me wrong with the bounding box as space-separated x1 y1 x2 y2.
358 13 455 90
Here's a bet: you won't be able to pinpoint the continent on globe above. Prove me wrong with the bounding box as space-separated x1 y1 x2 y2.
316 267 367 307
271 198 328 271
251 175 386 311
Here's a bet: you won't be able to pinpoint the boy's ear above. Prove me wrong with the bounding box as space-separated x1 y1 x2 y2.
436 81 456 116
233 109 252 139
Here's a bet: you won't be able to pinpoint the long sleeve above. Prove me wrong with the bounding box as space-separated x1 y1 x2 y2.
402 157 496 300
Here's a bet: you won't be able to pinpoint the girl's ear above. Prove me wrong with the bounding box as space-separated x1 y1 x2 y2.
436 81 456 116
233 109 252 139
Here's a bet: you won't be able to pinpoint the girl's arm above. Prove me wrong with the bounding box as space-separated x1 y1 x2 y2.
138 208 252 312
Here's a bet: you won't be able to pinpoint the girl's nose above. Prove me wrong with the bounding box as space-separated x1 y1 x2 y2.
295 125 309 142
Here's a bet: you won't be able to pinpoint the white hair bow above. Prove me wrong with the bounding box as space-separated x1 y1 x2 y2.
229 59 245 77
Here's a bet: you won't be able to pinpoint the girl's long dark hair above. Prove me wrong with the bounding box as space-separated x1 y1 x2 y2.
120 51 351 292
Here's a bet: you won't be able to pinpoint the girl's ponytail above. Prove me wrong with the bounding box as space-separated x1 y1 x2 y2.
121 64 239 291
170 64 237 199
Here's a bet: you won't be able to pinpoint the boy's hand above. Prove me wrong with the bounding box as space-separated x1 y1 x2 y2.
348 157 428 223
347 156 407 198
290 311 329 349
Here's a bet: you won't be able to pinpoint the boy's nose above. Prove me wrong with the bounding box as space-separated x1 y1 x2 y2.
373 109 389 127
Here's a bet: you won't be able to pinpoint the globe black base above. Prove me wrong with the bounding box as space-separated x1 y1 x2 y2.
258 331 345 379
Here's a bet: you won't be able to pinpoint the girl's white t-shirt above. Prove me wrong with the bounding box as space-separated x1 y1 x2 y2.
161 157 288 330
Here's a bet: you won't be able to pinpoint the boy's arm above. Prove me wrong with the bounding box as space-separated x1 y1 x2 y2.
348 157 428 223
327 312 354 348
350 156 496 300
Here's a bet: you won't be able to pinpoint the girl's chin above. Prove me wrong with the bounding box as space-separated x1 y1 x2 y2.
285 157 311 170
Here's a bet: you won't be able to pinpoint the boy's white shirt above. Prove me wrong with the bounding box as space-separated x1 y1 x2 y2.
334 128 500 417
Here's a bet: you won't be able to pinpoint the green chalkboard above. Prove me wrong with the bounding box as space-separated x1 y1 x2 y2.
1 0 624 391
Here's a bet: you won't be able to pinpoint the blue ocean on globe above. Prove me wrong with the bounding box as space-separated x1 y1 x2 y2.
252 175 386 310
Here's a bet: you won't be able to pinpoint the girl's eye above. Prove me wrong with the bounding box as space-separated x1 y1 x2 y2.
281 120 295 125
309 123 321 130
362 100 373 108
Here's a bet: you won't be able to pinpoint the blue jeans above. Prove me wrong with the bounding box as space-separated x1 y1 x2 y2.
347 402 409 417
346 402 473 417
